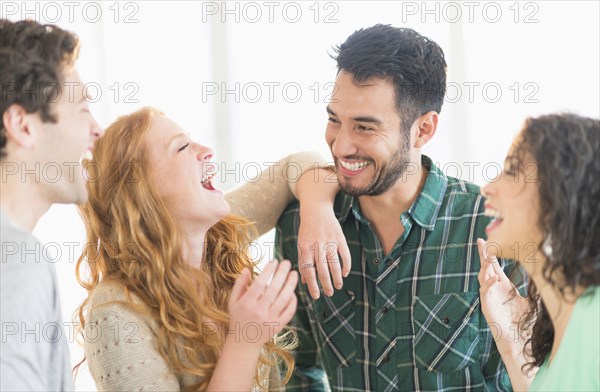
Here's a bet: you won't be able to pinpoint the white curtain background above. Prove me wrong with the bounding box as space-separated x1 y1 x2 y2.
2 1 599 390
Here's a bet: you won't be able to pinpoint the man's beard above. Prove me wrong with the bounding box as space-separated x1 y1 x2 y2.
336 135 411 197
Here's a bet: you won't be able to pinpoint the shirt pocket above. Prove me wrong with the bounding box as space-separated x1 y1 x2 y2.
412 291 481 373
313 289 358 368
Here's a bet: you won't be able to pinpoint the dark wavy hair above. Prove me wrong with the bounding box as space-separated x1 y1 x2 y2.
514 113 600 372
0 19 80 158
331 24 447 132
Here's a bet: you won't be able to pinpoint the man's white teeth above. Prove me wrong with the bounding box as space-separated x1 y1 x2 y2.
340 160 370 171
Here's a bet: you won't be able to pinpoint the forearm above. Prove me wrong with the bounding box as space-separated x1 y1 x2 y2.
497 344 536 391
226 151 328 238
206 334 262 390
295 167 338 214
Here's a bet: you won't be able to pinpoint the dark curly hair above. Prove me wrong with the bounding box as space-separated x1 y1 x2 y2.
0 19 80 159
331 24 447 133
514 113 600 373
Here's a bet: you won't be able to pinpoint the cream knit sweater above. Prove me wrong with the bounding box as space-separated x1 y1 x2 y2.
83 152 328 391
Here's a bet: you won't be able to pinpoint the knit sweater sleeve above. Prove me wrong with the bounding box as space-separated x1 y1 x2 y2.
84 285 181 391
225 151 329 239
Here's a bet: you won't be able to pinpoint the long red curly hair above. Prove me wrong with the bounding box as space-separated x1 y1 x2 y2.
74 107 296 390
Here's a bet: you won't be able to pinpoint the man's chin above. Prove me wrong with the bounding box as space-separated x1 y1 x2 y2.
339 182 369 197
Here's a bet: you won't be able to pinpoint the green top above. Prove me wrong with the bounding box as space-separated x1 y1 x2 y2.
276 155 525 391
530 286 600 392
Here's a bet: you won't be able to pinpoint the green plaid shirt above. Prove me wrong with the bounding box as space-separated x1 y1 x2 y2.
275 155 524 392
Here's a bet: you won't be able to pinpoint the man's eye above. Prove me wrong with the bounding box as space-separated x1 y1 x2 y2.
328 117 338 124
358 125 373 132
178 143 189 153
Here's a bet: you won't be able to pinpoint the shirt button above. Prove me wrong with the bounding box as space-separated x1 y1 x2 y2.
373 258 380 265
386 259 393 267
322 311 328 318
382 306 389 314
382 355 391 363
442 317 450 324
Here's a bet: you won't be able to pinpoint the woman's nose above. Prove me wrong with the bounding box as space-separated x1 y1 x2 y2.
194 143 214 161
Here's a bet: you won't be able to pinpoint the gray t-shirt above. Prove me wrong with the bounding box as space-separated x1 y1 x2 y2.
1 210 73 391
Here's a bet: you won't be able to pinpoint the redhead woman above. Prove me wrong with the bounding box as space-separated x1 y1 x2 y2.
477 113 599 391
75 107 345 391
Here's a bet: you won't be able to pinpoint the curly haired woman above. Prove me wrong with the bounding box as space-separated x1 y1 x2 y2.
477 113 599 391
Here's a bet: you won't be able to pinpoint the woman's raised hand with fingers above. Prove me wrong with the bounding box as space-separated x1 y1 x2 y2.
228 260 298 348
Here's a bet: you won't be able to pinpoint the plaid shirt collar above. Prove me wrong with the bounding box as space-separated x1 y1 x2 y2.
336 155 448 232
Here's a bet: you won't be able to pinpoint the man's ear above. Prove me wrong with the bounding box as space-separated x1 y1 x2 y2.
2 104 37 150
413 111 438 148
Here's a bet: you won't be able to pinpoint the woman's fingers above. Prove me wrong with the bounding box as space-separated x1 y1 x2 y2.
259 260 292 306
478 237 495 262
481 275 499 292
230 268 251 303
247 260 278 300
270 270 298 316
491 257 510 281
477 239 519 296
228 264 298 346
277 290 298 326
477 238 497 285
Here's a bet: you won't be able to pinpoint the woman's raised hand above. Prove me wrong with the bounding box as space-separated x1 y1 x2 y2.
477 238 529 352
228 260 298 347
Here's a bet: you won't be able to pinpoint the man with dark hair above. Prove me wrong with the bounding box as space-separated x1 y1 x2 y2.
276 24 523 391
0 19 102 390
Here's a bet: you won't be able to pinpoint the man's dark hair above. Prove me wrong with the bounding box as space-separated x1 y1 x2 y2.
0 19 80 158
332 24 447 132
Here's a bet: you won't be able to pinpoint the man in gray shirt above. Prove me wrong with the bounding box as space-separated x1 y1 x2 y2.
1 19 103 390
